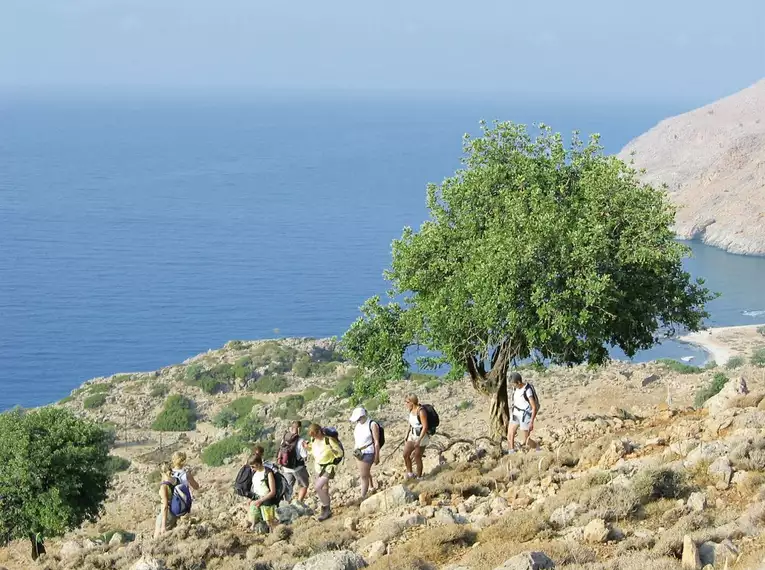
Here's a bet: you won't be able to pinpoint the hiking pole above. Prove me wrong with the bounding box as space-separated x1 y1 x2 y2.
381 438 406 464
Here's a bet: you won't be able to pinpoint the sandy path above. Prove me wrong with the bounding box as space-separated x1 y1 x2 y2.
678 324 765 364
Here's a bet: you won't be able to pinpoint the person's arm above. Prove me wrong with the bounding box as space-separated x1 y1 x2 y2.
528 388 538 430
417 408 428 446
186 470 200 491
159 485 170 534
256 472 277 506
371 422 381 464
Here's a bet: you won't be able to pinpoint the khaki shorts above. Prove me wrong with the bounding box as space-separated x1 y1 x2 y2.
249 503 277 524
283 465 310 489
407 431 429 448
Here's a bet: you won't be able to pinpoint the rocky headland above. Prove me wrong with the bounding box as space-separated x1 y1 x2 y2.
3 334 765 569
619 79 765 256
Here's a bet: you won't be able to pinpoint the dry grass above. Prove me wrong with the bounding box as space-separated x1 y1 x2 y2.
730 437 765 471
290 517 356 558
565 552 681 570
544 540 597 565
367 525 477 570
652 512 715 557
412 463 496 499
479 508 551 544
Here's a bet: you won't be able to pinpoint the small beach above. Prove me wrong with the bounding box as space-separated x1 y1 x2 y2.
678 323 765 364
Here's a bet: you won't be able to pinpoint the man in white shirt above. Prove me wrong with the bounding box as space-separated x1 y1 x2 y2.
507 372 538 452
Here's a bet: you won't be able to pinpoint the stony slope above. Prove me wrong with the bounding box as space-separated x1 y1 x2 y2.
618 79 765 255
3 338 765 569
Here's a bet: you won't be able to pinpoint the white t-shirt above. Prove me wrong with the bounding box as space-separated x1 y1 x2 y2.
354 419 375 454
251 469 270 498
512 384 534 412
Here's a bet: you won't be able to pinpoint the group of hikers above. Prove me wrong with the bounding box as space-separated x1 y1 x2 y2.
154 371 540 534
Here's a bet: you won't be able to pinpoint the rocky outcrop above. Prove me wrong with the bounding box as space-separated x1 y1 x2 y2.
618 79 765 255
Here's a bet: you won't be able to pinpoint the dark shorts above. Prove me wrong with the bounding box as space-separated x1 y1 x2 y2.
283 465 310 489
358 453 375 465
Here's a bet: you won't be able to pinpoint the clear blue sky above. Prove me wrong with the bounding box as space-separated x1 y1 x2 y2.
1 0 763 102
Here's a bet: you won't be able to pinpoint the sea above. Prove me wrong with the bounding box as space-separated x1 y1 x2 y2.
2 92 765 411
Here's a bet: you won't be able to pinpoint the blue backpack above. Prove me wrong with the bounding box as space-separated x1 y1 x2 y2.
162 479 193 517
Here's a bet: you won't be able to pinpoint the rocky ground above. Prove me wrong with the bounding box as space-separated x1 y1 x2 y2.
3 335 765 570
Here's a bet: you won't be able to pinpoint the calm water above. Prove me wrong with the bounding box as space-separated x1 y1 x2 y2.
2 94 764 410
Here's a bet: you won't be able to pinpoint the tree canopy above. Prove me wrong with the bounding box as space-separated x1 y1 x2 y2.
0 407 112 556
342 122 715 436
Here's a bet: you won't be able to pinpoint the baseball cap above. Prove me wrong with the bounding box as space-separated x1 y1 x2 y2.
349 407 367 422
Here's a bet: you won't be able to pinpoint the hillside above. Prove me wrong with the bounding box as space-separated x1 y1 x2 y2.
618 79 765 255
3 335 765 569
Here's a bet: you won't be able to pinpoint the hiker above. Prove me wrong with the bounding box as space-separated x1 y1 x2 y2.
507 371 539 452
155 462 185 538
171 451 200 495
349 406 382 500
403 394 429 479
246 453 279 532
278 420 310 507
307 422 344 521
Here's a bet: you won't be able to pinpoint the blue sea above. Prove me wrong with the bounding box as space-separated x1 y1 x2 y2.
2 93 765 411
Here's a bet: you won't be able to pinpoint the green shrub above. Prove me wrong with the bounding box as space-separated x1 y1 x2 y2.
212 408 239 428
751 347 765 367
409 372 438 385
657 359 702 374
251 341 299 373
213 396 264 428
704 360 717 370
251 374 288 393
725 355 746 369
323 406 341 419
292 355 312 378
183 362 233 394
631 468 687 503
111 375 132 384
333 374 355 399
237 416 265 441
694 372 729 408
363 396 387 412
228 340 247 350
456 400 473 411
302 386 325 402
152 395 196 431
201 435 249 467
147 469 162 485
88 383 111 394
232 356 255 380
95 529 135 544
84 393 107 409
424 379 441 392
150 383 170 398
106 456 131 474
272 395 305 420
310 361 341 377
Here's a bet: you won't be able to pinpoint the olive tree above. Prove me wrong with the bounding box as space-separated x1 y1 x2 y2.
0 407 112 557
342 122 715 437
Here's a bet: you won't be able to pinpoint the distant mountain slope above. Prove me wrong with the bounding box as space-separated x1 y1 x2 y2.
618 79 765 255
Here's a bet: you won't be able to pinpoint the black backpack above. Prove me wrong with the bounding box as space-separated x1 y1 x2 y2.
263 462 292 504
370 420 385 449
234 464 254 499
420 404 440 435
522 383 541 412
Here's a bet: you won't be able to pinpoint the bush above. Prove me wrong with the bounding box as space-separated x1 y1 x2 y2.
302 386 325 402
694 372 729 408
250 341 299 373
212 408 239 428
292 355 312 378
183 362 234 394
725 355 745 369
251 374 288 393
147 469 162 485
631 468 687 503
152 395 196 431
232 356 255 380
333 374 355 399
657 359 702 374
758 326 765 336
83 393 107 409
201 435 249 467
228 340 247 350
424 379 441 392
88 383 111 393
149 383 170 398
456 400 473 411
272 395 305 420
751 347 765 367
106 456 131 474
310 361 342 376
237 416 265 441
111 375 132 384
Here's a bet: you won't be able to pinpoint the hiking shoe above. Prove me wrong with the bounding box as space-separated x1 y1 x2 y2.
317 506 332 522
405 472 416 480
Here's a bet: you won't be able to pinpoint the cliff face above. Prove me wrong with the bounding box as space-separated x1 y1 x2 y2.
618 79 765 255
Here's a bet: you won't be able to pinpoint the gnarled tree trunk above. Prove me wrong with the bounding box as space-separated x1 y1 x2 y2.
466 340 514 439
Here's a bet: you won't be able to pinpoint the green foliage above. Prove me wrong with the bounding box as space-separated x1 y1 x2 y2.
694 372 729 408
250 341 299 373
147 469 162 485
272 395 306 420
83 393 107 409
423 379 441 392
704 360 717 370
409 372 438 385
228 340 247 350
302 386 325 402
232 357 255 380
310 361 342 376
341 122 715 421
725 355 746 369
152 395 196 431
251 374 288 393
201 435 249 467
88 383 111 394
94 529 135 544
751 347 765 367
0 408 112 545
292 355 312 378
456 400 473 411
631 468 687 503
106 456 131 474
332 373 356 399
292 355 342 378
212 396 263 429
657 359 703 374
757 326 765 336
237 416 265 442
362 396 387 412
111 375 132 384
149 383 170 398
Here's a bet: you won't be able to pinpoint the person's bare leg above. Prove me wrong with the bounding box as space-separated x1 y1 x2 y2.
403 441 415 475
414 446 424 477
357 459 372 498
507 423 518 451
297 486 308 502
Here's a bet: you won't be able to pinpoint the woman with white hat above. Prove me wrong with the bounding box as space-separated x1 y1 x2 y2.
349 406 381 500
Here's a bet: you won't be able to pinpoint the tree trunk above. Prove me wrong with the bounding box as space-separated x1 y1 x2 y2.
29 533 45 560
467 340 513 439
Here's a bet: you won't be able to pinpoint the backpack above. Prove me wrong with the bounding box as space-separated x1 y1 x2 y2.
321 427 345 465
370 420 385 449
420 404 440 435
277 432 302 469
522 383 541 412
263 462 292 504
161 478 193 517
234 464 254 499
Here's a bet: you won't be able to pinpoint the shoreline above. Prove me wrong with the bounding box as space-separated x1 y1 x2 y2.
678 324 765 365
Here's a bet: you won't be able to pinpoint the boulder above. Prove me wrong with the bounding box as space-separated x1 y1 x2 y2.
363 541 386 563
549 503 580 529
59 541 83 559
494 551 556 570
443 442 477 463
708 457 734 489
687 491 707 512
682 535 701 570
685 441 729 468
705 377 748 415
584 518 609 544
598 440 633 468
277 504 302 524
292 550 367 570
698 539 739 567
642 374 660 387
359 485 415 515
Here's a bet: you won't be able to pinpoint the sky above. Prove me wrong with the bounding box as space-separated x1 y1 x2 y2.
1 0 764 103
